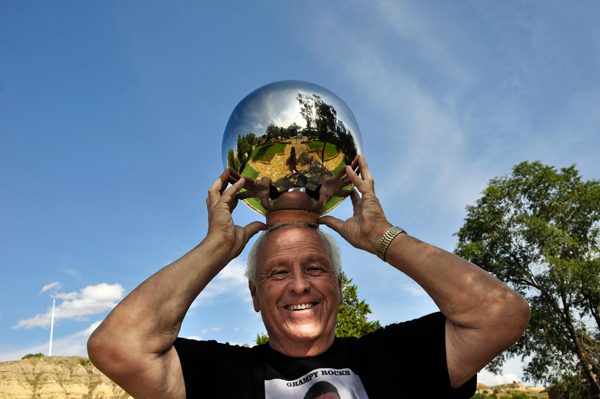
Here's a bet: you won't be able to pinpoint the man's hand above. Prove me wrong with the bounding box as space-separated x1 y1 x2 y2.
318 155 392 254
87 169 266 399
228 168 273 211
315 165 353 211
207 169 266 263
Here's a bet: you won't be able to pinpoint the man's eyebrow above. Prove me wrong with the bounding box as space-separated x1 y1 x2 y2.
263 253 330 270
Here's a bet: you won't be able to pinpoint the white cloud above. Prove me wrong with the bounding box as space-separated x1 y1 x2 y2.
14 283 125 330
0 321 101 361
190 258 250 308
40 282 62 294
186 335 201 341
401 283 427 297
210 327 221 332
80 320 102 337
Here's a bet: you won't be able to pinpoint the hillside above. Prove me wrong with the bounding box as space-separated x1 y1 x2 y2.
475 382 549 398
0 356 130 399
1 356 550 399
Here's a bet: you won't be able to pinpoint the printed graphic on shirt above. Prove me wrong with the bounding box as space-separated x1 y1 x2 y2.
264 368 368 398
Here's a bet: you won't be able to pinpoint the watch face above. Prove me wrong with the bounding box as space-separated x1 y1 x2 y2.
222 80 363 216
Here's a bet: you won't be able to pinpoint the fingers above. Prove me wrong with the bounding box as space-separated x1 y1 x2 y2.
207 169 231 209
345 165 369 195
228 168 240 184
334 166 348 179
351 155 360 172
356 155 373 187
315 194 328 211
244 221 267 239
350 187 361 206
344 156 376 195
220 177 246 213
236 191 251 200
260 197 271 212
318 215 344 233
338 189 352 198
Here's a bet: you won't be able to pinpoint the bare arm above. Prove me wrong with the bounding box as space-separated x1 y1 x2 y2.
87 170 265 399
319 156 530 389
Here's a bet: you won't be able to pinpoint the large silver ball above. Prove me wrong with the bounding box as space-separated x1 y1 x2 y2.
222 80 363 216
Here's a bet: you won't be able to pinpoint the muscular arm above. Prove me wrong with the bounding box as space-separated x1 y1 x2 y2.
319 156 530 389
87 170 265 399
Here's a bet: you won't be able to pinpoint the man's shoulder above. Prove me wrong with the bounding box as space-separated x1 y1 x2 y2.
356 312 445 338
173 337 258 359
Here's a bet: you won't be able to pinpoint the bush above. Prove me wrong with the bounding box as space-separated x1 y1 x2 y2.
22 353 44 359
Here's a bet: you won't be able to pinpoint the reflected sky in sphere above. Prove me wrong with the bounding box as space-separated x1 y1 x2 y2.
222 80 364 216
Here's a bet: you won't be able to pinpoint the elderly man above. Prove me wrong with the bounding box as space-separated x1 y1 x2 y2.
88 156 530 398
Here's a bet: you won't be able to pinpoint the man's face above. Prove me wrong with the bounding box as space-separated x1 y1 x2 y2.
250 225 342 356
315 394 340 399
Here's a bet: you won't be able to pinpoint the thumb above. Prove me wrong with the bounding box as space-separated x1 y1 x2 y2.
244 221 267 239
318 215 344 234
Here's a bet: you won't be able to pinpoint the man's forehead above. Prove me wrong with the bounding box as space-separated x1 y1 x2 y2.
258 225 330 263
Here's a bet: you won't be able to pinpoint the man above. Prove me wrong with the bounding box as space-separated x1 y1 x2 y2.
88 156 530 398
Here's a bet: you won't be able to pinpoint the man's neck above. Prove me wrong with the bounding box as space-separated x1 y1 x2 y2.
267 334 336 358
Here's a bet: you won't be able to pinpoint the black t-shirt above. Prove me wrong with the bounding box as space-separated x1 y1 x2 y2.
174 312 476 398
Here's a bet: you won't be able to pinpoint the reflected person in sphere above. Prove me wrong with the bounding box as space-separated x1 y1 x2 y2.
231 157 354 213
286 146 300 174
87 155 530 398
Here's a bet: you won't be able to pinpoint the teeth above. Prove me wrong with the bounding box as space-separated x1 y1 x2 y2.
287 303 315 311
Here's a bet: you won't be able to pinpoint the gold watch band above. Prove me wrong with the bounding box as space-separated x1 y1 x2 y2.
376 226 406 262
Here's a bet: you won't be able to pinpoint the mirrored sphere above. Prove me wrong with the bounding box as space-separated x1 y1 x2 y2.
222 80 364 216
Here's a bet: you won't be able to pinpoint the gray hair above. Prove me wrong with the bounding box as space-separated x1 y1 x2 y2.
246 222 342 285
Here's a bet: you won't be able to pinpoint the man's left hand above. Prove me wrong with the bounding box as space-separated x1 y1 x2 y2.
318 155 392 254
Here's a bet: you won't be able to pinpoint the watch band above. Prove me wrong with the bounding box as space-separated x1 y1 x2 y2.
376 226 406 262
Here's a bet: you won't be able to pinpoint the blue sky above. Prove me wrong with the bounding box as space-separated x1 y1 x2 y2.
1 0 599 387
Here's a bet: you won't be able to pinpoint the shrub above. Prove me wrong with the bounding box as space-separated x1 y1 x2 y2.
22 353 44 359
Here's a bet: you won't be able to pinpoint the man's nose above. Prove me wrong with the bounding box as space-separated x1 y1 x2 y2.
288 272 310 293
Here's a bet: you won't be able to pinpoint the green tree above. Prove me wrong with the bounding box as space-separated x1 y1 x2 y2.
336 272 380 338
227 148 239 171
454 161 600 394
255 272 380 344
314 98 338 162
256 332 269 345
236 134 253 172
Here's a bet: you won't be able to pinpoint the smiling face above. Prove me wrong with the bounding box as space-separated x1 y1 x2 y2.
250 225 343 357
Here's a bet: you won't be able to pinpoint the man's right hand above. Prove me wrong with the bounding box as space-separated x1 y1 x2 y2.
87 169 265 399
206 169 266 264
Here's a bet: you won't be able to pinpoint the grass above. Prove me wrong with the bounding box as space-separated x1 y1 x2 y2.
251 142 286 162
240 163 259 179
307 141 338 159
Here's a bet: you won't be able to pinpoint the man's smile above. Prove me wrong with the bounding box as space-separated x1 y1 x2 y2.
285 303 317 311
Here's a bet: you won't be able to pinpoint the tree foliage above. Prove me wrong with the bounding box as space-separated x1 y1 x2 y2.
296 94 357 163
255 272 380 344
22 353 44 359
335 272 380 338
454 161 600 394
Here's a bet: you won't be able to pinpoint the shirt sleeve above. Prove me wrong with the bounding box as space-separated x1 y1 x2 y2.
350 312 476 398
173 338 257 399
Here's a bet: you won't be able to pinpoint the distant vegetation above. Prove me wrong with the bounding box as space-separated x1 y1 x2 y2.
22 353 44 359
307 141 338 160
250 142 286 162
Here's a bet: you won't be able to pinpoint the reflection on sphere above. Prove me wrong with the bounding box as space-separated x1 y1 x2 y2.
222 80 363 216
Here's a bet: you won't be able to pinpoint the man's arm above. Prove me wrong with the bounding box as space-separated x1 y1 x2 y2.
319 156 530 389
87 170 265 399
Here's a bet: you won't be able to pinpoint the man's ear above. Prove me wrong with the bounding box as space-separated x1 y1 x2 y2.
249 280 260 312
